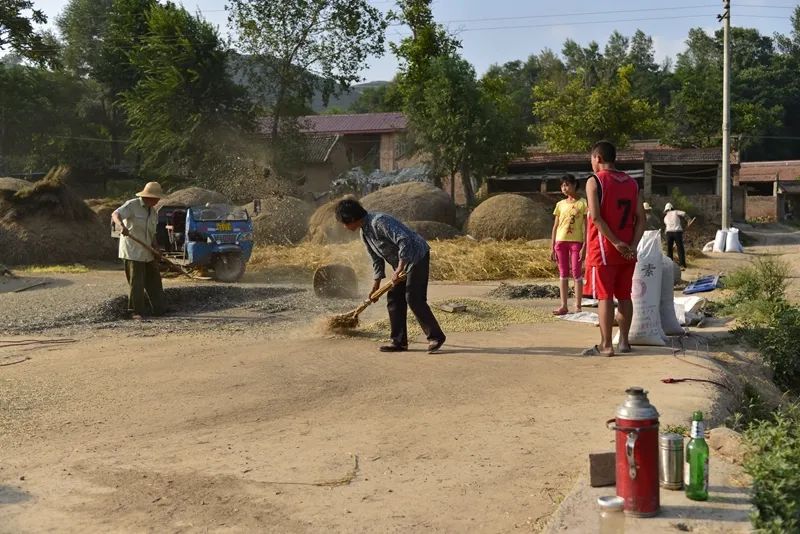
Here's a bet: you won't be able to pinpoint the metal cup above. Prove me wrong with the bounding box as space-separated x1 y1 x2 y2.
659 433 684 490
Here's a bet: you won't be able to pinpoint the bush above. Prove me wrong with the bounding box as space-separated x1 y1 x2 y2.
744 403 800 533
736 306 800 392
722 257 789 326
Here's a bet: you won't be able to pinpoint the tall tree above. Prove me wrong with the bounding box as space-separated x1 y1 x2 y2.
121 2 251 179
532 65 661 151
228 0 387 139
0 0 54 65
57 0 114 77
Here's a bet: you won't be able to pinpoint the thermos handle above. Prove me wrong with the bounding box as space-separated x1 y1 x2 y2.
626 432 638 480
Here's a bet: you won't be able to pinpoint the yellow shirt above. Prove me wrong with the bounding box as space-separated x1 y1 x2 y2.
553 198 587 243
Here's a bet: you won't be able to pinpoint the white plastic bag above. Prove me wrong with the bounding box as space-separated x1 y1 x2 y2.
725 227 744 253
712 229 728 253
702 240 715 253
615 230 666 346
661 255 685 335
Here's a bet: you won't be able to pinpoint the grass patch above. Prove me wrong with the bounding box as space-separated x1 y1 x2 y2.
744 403 800 533
18 263 89 274
719 257 789 326
250 238 558 282
357 298 554 338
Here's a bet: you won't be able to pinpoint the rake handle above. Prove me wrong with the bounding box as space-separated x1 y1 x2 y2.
123 232 189 275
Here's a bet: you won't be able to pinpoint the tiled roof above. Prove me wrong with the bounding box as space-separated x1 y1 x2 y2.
739 161 800 182
303 135 340 163
510 147 732 168
258 112 407 136
778 182 800 194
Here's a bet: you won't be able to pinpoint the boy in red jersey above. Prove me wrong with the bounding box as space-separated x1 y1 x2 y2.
582 141 646 356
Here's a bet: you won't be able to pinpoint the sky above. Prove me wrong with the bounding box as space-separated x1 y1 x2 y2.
31 0 799 82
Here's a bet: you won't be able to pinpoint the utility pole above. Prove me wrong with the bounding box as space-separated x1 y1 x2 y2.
720 0 732 229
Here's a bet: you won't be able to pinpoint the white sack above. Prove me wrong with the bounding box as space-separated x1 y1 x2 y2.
615 230 666 346
713 229 728 253
725 227 744 253
702 240 715 253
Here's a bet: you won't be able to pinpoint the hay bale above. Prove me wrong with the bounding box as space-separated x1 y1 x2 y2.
248 196 314 245
86 198 121 225
0 177 32 192
156 187 228 210
0 167 116 265
360 182 456 225
313 263 358 298
407 220 462 241
465 194 551 240
306 196 358 244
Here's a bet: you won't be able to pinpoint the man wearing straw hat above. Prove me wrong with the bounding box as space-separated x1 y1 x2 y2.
642 202 662 232
111 182 166 319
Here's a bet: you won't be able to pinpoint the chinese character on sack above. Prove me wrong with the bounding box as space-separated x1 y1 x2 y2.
642 263 656 277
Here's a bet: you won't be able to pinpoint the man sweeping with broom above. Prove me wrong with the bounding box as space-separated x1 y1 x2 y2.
335 198 446 353
111 182 166 320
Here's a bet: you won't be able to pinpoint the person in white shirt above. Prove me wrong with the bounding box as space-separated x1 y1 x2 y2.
663 202 687 269
111 182 166 319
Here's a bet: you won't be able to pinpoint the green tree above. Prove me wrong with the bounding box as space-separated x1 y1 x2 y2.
0 0 55 65
348 82 403 113
532 64 661 151
120 2 251 179
228 0 387 139
56 0 114 77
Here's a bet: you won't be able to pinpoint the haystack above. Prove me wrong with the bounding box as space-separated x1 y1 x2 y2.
247 195 314 245
86 198 122 224
0 166 116 265
0 177 32 192
360 182 456 225
407 220 462 241
156 187 228 210
306 196 358 244
465 193 552 240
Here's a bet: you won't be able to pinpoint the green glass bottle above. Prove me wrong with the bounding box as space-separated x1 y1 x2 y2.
685 410 709 501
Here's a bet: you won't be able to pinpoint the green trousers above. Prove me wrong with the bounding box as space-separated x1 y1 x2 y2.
124 260 165 316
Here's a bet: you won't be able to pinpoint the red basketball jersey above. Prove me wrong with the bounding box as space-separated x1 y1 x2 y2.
586 169 639 266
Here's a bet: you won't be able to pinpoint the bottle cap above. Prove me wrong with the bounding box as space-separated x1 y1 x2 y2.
597 496 624 511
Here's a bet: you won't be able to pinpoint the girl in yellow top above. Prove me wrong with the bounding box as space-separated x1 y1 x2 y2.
550 174 588 315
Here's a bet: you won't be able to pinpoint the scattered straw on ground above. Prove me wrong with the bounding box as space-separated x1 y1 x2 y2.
250 238 558 282
18 264 90 274
429 238 557 281
354 298 553 338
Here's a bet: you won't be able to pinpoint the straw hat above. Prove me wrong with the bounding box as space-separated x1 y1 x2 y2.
135 181 164 199
643 202 652 211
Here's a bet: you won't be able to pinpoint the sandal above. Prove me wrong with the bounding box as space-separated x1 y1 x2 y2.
581 344 614 357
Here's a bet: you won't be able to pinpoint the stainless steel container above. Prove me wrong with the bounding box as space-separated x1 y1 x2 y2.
659 433 684 490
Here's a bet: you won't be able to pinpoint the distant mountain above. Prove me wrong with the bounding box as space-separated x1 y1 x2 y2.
227 53 391 114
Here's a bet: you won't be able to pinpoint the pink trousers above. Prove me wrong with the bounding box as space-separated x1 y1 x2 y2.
555 241 583 280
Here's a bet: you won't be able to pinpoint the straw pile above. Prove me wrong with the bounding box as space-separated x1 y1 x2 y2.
0 177 32 192
465 193 552 240
155 187 228 210
249 241 370 279
407 220 461 241
313 263 358 298
305 196 359 244
360 182 456 225
86 198 122 224
0 166 116 265
429 238 556 281
247 195 314 245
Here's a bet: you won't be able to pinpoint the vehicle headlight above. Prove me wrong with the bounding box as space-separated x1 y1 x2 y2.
206 236 213 244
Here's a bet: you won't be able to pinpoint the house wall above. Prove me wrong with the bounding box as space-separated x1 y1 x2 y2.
746 195 778 221
300 143 350 194
379 133 397 171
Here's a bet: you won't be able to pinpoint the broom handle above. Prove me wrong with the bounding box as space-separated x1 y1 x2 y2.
124 232 186 274
351 272 408 317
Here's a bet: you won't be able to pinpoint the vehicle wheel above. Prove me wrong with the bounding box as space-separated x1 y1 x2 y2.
212 254 245 282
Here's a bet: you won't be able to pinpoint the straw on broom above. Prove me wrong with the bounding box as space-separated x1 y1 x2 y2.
326 272 407 331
